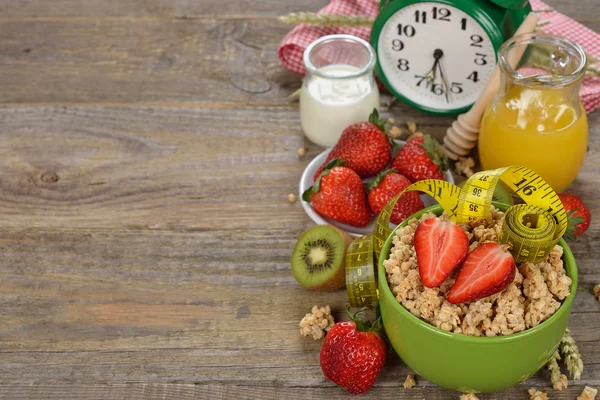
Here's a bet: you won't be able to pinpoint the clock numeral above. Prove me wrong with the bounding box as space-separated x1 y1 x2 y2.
460 18 467 31
474 53 488 65
391 39 404 51
470 35 484 48
414 10 427 24
450 82 463 94
414 74 427 87
397 24 416 37
467 71 480 83
431 83 443 96
397 59 410 71
432 6 451 22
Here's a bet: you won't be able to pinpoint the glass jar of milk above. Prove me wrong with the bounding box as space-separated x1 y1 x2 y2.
301 34 380 147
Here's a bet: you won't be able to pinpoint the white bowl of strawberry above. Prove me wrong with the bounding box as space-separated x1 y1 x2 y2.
300 110 454 237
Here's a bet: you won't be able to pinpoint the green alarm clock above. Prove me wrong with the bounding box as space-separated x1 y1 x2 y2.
371 0 531 115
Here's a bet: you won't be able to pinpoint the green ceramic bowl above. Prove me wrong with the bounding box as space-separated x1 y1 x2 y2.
378 203 578 393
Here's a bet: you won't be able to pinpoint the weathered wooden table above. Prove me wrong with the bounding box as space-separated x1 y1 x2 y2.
0 1 598 398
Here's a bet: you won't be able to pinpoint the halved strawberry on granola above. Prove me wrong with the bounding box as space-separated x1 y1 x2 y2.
414 218 469 288
447 243 516 304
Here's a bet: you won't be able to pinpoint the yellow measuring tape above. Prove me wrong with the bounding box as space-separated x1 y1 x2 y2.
346 165 567 307
345 234 378 307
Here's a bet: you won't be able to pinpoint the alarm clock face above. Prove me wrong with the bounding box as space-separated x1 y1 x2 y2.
376 2 497 114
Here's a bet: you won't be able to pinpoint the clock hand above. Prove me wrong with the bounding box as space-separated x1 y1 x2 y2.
425 49 444 87
425 63 437 88
435 50 451 103
437 64 450 103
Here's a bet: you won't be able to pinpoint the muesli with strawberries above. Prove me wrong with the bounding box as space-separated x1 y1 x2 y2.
384 206 572 336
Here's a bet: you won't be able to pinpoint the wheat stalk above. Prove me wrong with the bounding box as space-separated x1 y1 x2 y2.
278 13 375 27
586 63 600 77
560 328 583 380
547 350 568 390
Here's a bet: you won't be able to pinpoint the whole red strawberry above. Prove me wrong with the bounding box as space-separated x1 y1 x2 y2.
391 133 448 183
313 109 392 180
368 169 424 224
303 159 372 227
320 307 386 394
558 193 591 239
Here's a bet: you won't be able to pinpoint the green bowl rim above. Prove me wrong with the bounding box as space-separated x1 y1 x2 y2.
377 202 578 344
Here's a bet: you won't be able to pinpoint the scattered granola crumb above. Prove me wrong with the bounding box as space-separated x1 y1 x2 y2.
455 156 476 178
297 147 306 157
389 125 403 139
403 374 416 389
578 386 598 400
407 121 417 133
460 394 480 400
594 283 600 301
288 193 297 204
387 117 396 125
528 388 549 400
386 97 398 109
299 305 335 340
553 374 568 390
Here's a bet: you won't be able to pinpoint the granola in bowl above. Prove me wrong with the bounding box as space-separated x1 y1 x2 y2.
383 206 573 337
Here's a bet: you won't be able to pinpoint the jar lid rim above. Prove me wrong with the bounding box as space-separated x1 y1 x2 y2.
303 34 376 79
498 33 587 86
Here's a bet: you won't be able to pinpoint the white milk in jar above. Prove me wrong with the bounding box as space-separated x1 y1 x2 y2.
300 35 380 147
300 64 380 147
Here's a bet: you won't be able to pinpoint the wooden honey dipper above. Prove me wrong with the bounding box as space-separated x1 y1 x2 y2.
443 12 540 160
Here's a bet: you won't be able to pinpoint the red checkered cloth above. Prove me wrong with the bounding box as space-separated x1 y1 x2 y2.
277 0 600 113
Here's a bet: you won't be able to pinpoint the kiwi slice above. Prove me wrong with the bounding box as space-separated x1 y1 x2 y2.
457 180 514 206
291 225 352 291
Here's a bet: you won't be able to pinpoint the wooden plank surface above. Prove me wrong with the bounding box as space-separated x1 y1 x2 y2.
0 0 598 398
0 0 597 20
0 20 301 104
0 105 599 398
0 3 598 105
0 0 330 18
0 384 598 400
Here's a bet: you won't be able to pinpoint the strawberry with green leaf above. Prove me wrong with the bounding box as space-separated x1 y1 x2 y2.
303 159 372 227
320 306 386 394
558 193 591 239
391 133 448 183
368 169 424 224
313 109 392 180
